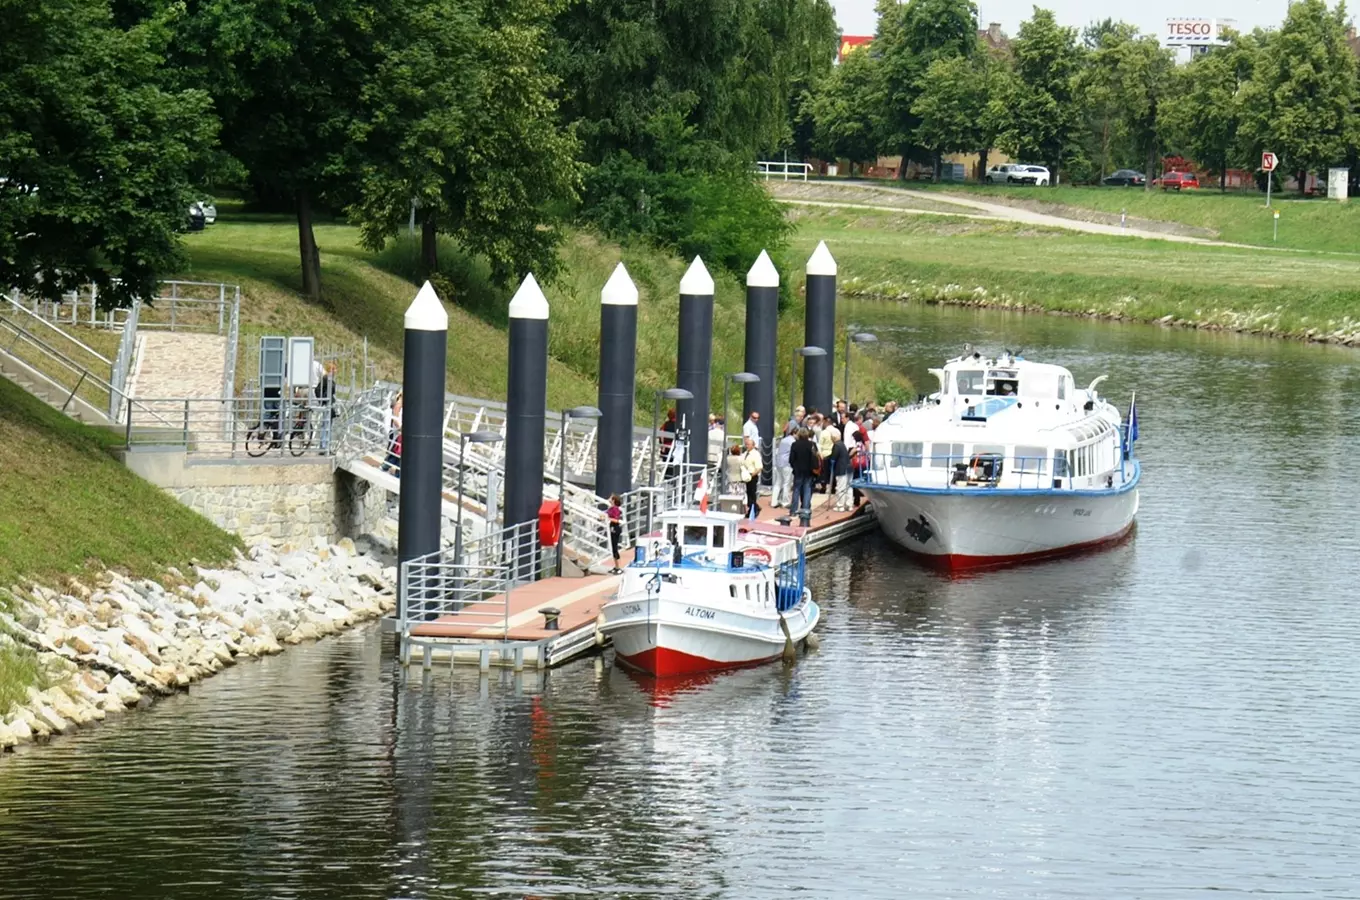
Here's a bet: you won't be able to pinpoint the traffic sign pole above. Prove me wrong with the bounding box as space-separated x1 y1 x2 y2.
1262 151 1277 208
1266 171 1272 208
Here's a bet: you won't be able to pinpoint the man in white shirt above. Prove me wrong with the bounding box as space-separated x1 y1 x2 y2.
773 426 795 507
742 411 761 445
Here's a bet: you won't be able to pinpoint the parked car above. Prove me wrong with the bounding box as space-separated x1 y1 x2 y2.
189 199 217 225
984 164 1051 186
1102 169 1146 187
1158 172 1199 191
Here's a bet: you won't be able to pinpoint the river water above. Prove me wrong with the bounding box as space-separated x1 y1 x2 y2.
3 304 1359 898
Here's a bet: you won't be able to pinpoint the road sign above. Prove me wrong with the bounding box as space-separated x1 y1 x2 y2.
1262 152 1278 172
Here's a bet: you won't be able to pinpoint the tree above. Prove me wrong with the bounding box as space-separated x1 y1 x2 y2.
1087 28 1174 186
1159 41 1248 191
176 0 378 300
1238 0 1359 194
0 0 212 308
1075 20 1139 180
1000 7 1083 184
811 46 885 172
348 0 581 284
912 49 1008 180
873 0 979 177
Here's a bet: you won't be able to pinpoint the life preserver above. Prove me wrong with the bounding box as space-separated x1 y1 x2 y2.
743 547 773 565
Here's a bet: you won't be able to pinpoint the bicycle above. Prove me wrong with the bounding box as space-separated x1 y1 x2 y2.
245 421 280 458
287 401 315 457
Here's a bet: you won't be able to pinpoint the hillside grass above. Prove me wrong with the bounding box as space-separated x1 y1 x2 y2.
901 182 1360 253
787 206 1360 340
0 376 240 588
174 214 913 422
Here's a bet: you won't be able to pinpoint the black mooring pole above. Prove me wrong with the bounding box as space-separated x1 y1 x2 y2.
744 249 779 483
803 240 837 414
505 273 550 581
595 262 638 499
676 256 714 475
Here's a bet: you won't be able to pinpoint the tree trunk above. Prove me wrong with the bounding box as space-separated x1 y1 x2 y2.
1219 160 1226 193
296 189 321 300
421 214 438 276
977 148 989 183
933 150 942 183
1297 169 1307 196
1144 146 1157 192
897 144 910 180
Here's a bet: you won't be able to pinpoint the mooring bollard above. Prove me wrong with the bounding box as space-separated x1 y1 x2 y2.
804 241 837 413
540 606 562 631
745 250 779 483
676 257 715 472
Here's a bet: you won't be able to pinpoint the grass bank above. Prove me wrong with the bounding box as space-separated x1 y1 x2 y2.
175 214 913 421
787 206 1360 343
0 377 240 587
901 182 1360 253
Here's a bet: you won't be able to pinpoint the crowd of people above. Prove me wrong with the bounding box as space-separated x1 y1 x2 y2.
704 398 903 522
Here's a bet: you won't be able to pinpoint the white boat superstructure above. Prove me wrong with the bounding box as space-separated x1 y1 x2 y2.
855 349 1140 570
598 511 820 677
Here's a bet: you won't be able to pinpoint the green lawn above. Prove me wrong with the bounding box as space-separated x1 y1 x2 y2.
175 215 913 421
895 181 1360 253
0 377 240 587
789 206 1360 340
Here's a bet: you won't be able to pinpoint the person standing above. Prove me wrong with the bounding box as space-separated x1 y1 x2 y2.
789 427 816 523
816 418 835 493
660 408 677 479
773 426 795 508
381 391 403 476
724 443 744 497
830 428 852 511
607 494 625 574
314 361 337 450
742 410 761 445
786 405 805 435
741 436 763 519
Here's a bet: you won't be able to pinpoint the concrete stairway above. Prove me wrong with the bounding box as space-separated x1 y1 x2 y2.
0 348 113 427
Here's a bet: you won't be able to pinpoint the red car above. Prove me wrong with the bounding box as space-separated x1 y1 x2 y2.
1159 171 1199 191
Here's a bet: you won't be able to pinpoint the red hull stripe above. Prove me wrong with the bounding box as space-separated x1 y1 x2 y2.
906 522 1135 572
616 645 782 678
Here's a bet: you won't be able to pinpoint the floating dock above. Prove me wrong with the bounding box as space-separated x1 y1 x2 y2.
399 499 876 670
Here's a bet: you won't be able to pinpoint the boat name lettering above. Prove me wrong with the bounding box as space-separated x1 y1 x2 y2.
619 603 642 615
684 606 717 620
1073 508 1091 517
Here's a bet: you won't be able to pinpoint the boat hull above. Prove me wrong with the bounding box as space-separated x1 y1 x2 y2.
862 479 1139 571
601 595 820 678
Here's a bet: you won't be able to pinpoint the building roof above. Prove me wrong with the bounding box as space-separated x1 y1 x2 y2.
979 22 1010 53
1347 26 1359 61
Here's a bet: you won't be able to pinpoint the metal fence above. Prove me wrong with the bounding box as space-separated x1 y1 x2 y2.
756 160 813 181
123 393 338 459
108 300 141 421
6 280 240 335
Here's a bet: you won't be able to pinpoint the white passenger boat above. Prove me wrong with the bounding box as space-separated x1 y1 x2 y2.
598 510 820 677
856 349 1141 571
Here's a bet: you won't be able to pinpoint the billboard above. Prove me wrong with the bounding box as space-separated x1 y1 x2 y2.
1164 18 1235 46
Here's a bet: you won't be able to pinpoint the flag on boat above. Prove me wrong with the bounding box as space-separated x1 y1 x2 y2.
1129 397 1139 443
695 470 709 514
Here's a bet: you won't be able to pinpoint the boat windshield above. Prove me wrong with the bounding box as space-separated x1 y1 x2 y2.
956 370 984 395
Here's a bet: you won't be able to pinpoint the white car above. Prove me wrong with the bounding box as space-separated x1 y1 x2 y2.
189 200 217 225
985 164 1050 186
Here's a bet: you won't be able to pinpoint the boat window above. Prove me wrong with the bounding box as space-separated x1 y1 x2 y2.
730 585 738 598
1058 377 1067 400
930 442 965 468
712 526 726 548
970 444 1005 458
891 441 923 467
1053 451 1069 477
956 370 984 395
683 525 707 546
1014 445 1048 474
666 523 678 544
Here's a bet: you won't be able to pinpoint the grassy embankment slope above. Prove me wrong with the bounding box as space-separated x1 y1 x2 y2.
174 213 911 419
911 182 1360 253
0 377 240 712
785 201 1360 342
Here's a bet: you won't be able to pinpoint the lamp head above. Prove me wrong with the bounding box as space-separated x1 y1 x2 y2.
463 429 503 444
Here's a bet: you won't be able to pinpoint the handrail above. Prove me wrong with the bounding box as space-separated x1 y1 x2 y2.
755 160 813 181
3 291 113 366
860 451 1134 491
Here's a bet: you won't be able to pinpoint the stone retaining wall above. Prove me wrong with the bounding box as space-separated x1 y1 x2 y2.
168 479 338 544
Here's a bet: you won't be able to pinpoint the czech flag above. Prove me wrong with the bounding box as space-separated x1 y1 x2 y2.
695 470 709 514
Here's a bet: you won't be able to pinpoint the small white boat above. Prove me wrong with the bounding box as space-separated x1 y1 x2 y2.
598 510 819 677
856 348 1141 571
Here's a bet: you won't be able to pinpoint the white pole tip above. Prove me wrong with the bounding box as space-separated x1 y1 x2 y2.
680 256 714 295
405 280 449 331
747 250 780 288
508 273 550 320
601 262 639 306
807 240 837 277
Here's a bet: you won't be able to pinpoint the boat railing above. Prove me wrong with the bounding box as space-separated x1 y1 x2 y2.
859 453 1065 491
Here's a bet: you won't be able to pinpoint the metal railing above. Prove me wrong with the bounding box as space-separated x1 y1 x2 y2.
1 314 114 416
109 299 142 421
399 519 547 635
221 294 241 404
123 392 338 459
756 160 813 181
237 336 375 402
860 452 1119 491
6 280 239 334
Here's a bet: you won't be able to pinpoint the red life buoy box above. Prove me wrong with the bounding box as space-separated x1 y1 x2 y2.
538 500 562 547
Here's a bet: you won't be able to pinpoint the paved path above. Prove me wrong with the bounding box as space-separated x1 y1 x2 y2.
770 181 1255 247
127 332 228 401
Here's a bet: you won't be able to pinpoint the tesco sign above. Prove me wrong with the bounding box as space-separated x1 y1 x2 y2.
1165 18 1221 45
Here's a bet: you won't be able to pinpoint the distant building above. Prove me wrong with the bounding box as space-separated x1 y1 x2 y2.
978 22 1009 54
837 35 873 63
1347 25 1359 61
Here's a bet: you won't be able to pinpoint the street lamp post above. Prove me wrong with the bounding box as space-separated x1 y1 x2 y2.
557 405 601 576
842 332 878 405
454 430 504 565
721 372 759 494
790 345 827 422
